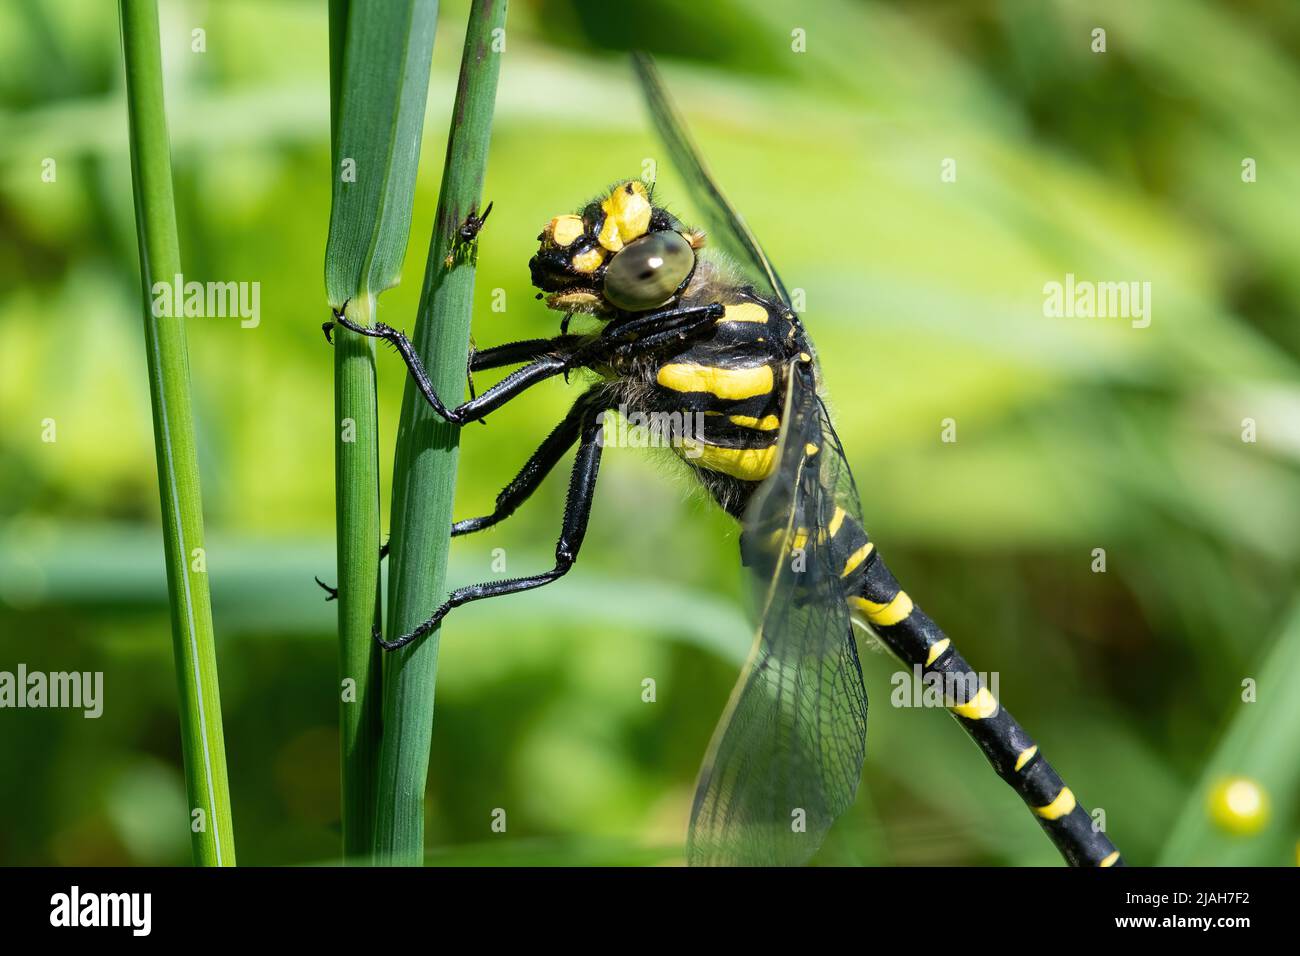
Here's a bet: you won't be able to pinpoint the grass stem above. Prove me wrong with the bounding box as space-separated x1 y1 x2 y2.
118 0 236 867
331 307 384 861
325 0 440 862
374 0 509 865
329 0 384 865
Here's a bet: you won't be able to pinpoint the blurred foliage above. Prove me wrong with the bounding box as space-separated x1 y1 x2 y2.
1 0 1298 865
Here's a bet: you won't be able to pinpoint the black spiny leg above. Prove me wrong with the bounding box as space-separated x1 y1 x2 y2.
333 313 574 424
470 335 585 371
465 341 479 413
452 388 603 537
375 399 608 651
315 542 390 601
465 334 586 425
601 302 724 353
318 390 601 599
312 333 587 600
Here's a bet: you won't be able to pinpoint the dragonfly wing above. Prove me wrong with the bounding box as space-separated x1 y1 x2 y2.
632 52 793 310
687 358 868 866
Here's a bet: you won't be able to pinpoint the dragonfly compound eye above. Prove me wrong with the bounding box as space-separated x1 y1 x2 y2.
602 230 694 312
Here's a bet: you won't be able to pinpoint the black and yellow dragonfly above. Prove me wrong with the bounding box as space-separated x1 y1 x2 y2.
329 54 1123 868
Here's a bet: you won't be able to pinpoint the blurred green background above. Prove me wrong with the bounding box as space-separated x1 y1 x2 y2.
2 0 1298 866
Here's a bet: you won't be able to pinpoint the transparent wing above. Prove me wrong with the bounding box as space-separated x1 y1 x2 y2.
632 52 793 309
687 359 868 866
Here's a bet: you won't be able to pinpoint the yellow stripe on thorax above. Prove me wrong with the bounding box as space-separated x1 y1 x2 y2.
657 363 774 400
728 414 780 431
676 439 778 481
720 302 769 324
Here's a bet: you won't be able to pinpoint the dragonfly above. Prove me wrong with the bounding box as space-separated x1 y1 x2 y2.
328 53 1124 867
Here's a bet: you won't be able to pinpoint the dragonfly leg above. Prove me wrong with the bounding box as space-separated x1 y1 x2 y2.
332 312 571 424
452 388 604 538
600 302 723 344
374 398 607 651
469 335 586 372
314 541 389 601
314 330 591 597
465 335 588 425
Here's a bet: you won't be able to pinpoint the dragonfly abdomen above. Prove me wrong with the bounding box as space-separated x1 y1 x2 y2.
827 512 1125 866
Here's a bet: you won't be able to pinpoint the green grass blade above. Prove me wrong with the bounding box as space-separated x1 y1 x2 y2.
325 0 439 862
324 0 439 313
117 0 235 867
376 0 508 865
1157 597 1300 865
328 0 349 156
329 0 382 866
331 328 384 863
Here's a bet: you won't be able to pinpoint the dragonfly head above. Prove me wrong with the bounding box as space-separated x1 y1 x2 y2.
529 179 706 318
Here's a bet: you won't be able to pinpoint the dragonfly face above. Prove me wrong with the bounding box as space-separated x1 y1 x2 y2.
528 179 706 317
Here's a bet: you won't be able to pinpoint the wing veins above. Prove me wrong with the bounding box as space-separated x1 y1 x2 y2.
632 52 792 309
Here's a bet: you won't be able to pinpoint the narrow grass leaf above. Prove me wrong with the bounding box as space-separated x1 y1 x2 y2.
325 0 439 314
117 0 235 866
